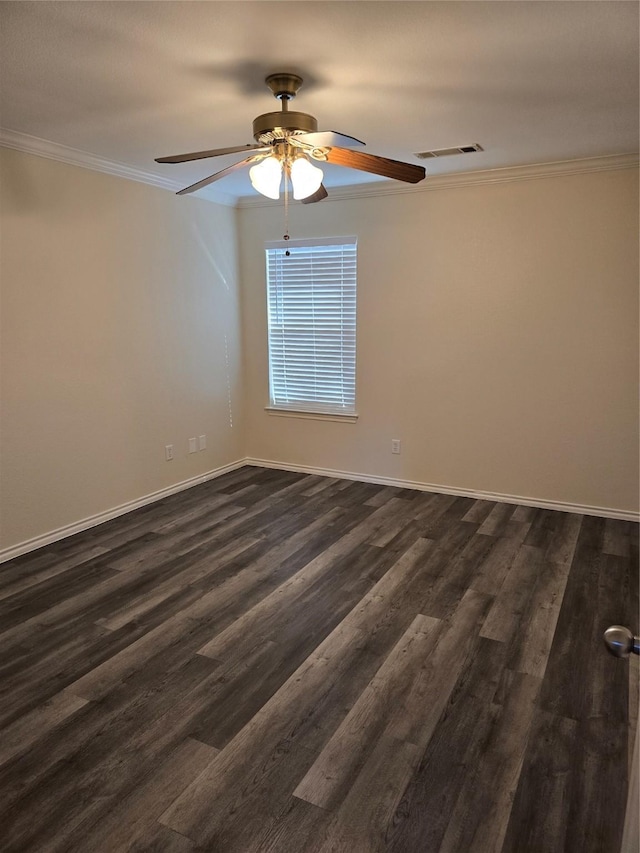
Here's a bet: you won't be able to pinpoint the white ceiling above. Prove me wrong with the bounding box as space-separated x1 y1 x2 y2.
0 1 638 202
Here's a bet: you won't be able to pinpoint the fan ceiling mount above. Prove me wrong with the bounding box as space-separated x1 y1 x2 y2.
155 73 426 202
264 72 304 99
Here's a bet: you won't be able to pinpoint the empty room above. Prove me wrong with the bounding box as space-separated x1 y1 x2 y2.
0 2 638 851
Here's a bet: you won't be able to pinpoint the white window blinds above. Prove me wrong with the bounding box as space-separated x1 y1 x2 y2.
265 236 357 415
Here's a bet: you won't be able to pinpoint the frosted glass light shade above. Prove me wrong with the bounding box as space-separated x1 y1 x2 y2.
249 157 283 199
291 156 324 200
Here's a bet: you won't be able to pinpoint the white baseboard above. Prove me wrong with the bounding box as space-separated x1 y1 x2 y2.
245 457 640 522
2 455 637 563
0 459 246 564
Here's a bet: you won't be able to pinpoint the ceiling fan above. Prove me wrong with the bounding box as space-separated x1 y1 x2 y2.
155 73 426 202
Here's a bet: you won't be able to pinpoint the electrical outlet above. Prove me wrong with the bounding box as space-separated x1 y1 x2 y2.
188 437 197 454
391 439 401 454
198 434 206 451
165 444 174 461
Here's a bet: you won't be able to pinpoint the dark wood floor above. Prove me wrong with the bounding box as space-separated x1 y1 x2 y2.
0 466 637 852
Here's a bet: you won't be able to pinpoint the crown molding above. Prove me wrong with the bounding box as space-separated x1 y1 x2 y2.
236 152 640 209
0 127 237 207
1 127 636 210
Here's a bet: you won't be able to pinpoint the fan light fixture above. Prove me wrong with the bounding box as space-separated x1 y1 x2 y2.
249 156 283 199
290 156 324 200
249 150 323 201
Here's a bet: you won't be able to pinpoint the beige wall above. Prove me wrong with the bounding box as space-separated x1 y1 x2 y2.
239 168 639 514
0 147 244 551
1 153 637 556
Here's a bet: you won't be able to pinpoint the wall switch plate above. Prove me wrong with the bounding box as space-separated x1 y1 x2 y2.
391 439 401 454
165 444 174 461
198 434 206 451
188 437 197 454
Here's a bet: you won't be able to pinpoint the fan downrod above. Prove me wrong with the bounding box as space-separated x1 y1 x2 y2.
253 73 317 142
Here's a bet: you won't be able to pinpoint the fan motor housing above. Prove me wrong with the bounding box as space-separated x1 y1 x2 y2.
253 111 318 143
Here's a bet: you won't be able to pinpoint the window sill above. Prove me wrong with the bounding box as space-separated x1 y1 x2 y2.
264 407 358 424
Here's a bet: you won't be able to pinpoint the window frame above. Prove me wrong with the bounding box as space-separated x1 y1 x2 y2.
264 235 358 422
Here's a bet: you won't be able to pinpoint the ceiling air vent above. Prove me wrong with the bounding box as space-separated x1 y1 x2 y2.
415 144 483 159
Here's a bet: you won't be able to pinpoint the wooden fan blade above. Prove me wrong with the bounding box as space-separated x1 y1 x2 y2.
325 147 425 183
301 184 329 204
176 156 256 195
296 131 365 149
156 144 267 164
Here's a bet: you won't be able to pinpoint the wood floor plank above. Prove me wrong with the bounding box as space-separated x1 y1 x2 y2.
383 589 493 746
96 538 262 631
0 691 89 768
507 556 574 679
539 517 631 724
421 495 476 539
293 613 443 809
55 737 218 852
562 717 628 853
297 474 335 497
149 491 244 535
0 550 61 590
477 501 516 536
545 511 583 566
386 637 507 853
0 620 131 729
461 498 496 524
0 545 110 602
101 534 181 573
501 710 578 853
629 654 639 776
65 613 202 702
524 507 563 549
249 796 330 853
480 544 544 643
0 560 121 634
79 513 177 553
126 824 195 853
304 593 494 852
585 552 633 724
313 735 420 852
416 529 497 619
402 518 483 621
366 495 421 546
602 517 632 557
437 670 541 853
468 519 531 595
410 492 459 529
511 504 537 523
334 479 387 508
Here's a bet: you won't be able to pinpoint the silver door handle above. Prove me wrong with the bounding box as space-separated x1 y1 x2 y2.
603 626 640 658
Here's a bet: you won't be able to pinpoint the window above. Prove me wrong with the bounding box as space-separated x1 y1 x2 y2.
265 236 357 418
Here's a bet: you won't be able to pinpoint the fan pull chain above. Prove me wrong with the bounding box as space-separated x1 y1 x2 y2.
283 164 290 255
